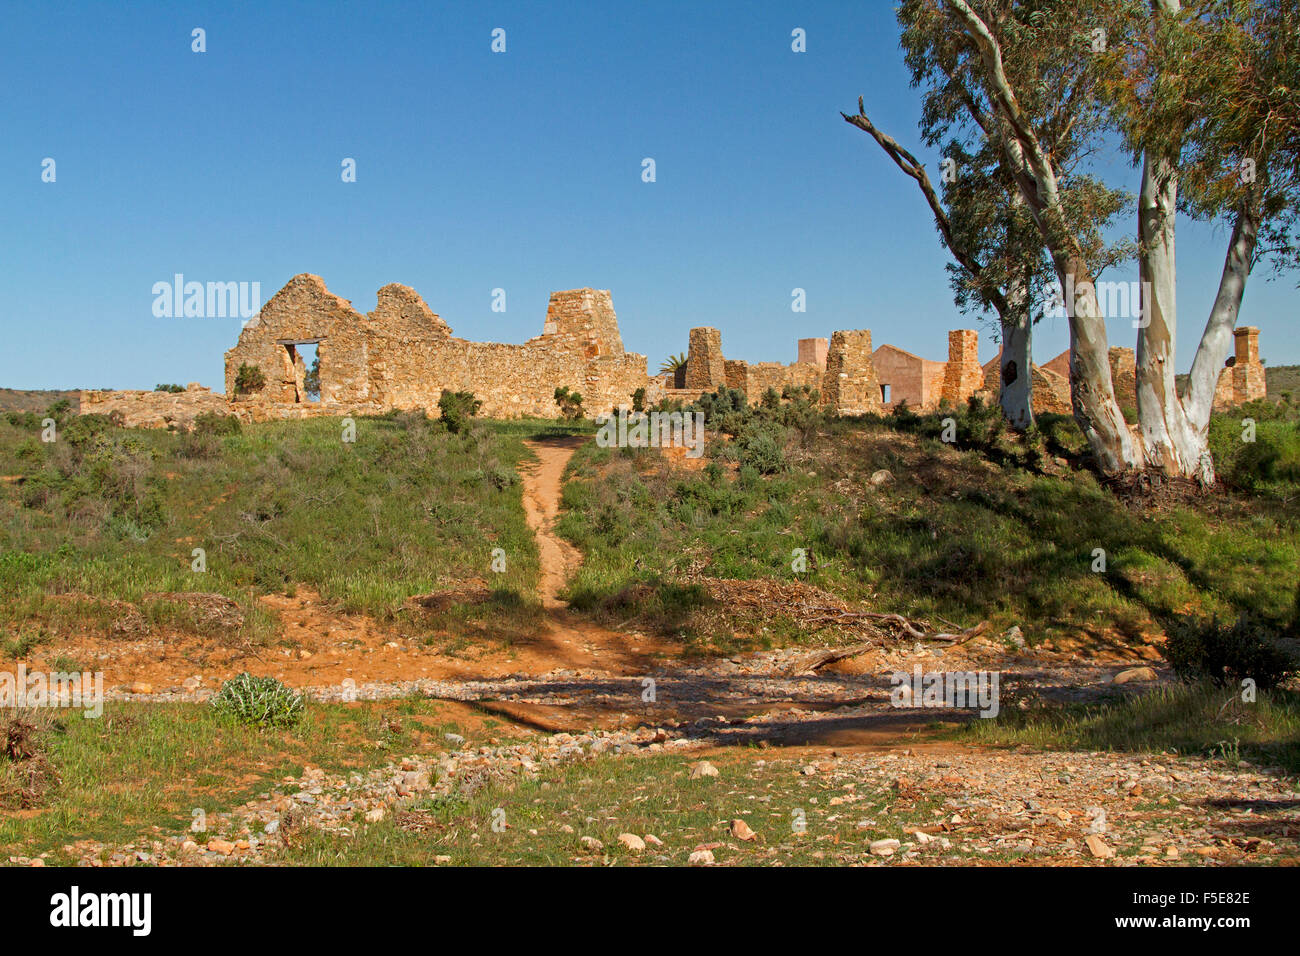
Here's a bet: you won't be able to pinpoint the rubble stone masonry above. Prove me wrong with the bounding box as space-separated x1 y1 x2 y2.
822 330 882 415
940 330 984 407
220 274 655 420
685 327 725 391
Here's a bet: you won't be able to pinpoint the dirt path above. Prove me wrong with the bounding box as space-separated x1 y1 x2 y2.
519 436 585 608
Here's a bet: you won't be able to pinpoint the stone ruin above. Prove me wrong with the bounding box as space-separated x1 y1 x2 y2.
667 326 881 415
82 274 659 428
1214 326 1267 408
77 274 1270 430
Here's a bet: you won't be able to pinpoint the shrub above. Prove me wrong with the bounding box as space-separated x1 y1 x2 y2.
234 363 266 394
438 390 482 434
176 430 220 460
192 411 241 436
692 386 747 428
631 388 646 413
736 422 788 475
554 386 584 420
1164 614 1297 689
210 672 304 727
155 384 186 393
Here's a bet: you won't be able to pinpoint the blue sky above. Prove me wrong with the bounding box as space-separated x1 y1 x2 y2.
2 0 1295 390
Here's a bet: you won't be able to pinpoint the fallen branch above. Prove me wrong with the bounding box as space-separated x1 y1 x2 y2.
929 620 991 645
784 642 875 676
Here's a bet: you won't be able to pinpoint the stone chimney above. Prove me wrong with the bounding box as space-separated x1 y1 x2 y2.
940 329 983 406
797 337 828 368
821 330 881 415
685 327 725 390
1234 326 1260 365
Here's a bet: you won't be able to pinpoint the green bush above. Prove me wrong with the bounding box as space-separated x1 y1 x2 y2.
736 422 788 475
192 412 241 437
1164 614 1297 689
210 673 304 727
234 363 266 394
438 391 483 434
554 386 584 420
154 384 185 393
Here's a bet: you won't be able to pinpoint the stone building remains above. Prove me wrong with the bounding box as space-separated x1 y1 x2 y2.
76 272 1270 429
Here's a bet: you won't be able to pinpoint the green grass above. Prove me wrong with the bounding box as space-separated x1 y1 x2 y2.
0 697 502 861
556 410 1300 654
956 682 1300 774
0 410 586 649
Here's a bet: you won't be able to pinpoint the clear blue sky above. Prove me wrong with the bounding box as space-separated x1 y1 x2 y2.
2 0 1295 391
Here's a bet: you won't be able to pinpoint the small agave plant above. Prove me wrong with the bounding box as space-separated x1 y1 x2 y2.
211 672 304 727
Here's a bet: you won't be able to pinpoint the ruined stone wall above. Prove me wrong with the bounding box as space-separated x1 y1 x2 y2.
724 360 749 392
940 330 984 408
1108 347 1137 412
224 274 371 404
747 362 822 399
980 357 1072 416
365 284 452 408
79 385 237 430
221 276 654 421
822 330 881 415
535 289 624 359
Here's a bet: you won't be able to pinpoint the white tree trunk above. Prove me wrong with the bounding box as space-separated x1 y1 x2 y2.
1184 205 1259 428
1057 253 1141 473
1134 154 1213 482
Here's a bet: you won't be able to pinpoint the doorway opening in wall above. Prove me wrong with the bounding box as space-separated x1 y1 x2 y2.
299 343 320 402
880 383 891 404
277 339 323 403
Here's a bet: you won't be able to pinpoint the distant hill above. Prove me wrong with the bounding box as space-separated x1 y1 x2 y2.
0 389 82 414
1171 364 1299 403
1267 364 1300 401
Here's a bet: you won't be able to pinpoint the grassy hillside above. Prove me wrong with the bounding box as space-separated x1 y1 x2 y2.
0 405 581 651
557 398 1300 654
1267 364 1300 401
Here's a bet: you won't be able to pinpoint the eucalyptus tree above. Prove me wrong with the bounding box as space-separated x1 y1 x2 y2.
940 0 1299 480
845 0 1131 429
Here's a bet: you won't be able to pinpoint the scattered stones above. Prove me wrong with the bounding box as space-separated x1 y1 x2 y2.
690 760 719 779
688 849 715 865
